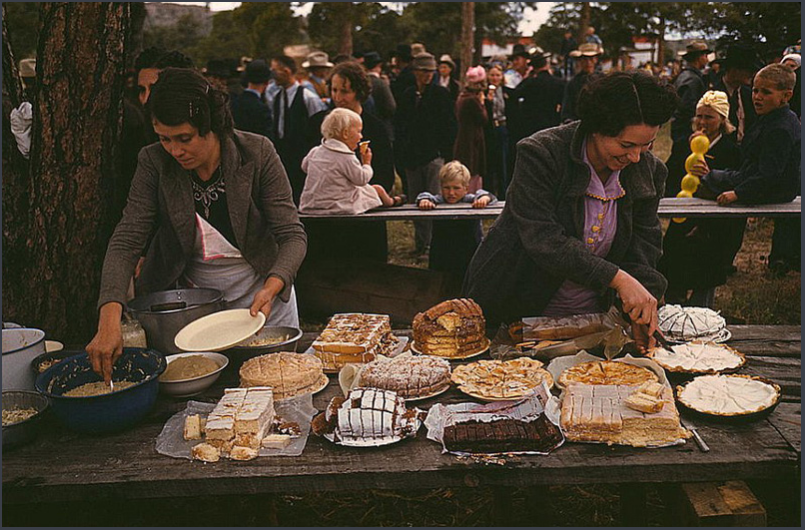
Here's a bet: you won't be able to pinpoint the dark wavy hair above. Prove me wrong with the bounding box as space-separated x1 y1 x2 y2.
327 61 372 103
577 70 679 137
147 67 233 137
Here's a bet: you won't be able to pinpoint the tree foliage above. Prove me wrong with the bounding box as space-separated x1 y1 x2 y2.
536 2 801 60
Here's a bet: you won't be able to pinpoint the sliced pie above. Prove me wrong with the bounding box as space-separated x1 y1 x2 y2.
558 360 658 389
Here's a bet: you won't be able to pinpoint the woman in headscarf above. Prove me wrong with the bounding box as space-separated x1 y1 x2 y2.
659 91 743 307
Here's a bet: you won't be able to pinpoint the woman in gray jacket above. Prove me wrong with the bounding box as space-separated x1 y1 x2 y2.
87 68 307 381
464 71 678 351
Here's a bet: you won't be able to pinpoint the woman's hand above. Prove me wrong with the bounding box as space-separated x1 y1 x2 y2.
610 270 659 353
86 302 124 383
717 191 738 205
472 195 490 208
418 199 436 210
250 276 286 319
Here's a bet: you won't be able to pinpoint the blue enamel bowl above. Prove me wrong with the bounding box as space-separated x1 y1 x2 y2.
35 348 166 435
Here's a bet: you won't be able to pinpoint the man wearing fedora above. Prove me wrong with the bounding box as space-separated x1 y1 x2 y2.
512 52 565 141
434 54 460 103
711 42 763 143
302 51 334 101
560 42 602 123
504 44 531 89
394 52 457 257
672 41 711 143
230 59 274 141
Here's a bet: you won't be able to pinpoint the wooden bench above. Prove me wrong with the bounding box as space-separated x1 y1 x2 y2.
2 326 799 526
298 196 801 221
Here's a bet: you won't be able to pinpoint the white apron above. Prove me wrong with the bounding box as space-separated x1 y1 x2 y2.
182 214 299 327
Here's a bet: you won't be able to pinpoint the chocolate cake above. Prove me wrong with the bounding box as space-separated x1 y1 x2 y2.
442 415 562 454
412 299 487 358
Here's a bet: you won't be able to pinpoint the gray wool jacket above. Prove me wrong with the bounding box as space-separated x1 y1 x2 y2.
463 121 667 326
98 130 307 309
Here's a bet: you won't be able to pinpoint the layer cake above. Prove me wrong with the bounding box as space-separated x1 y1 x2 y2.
412 299 487 358
240 352 325 400
312 313 398 371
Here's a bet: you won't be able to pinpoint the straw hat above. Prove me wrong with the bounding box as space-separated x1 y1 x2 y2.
302 51 334 69
569 43 603 58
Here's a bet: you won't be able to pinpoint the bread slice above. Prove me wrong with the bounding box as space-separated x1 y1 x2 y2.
191 443 220 462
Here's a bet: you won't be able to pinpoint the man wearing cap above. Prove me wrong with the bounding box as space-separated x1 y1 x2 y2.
505 44 530 89
560 42 602 123
512 52 565 141
711 43 763 141
434 54 460 102
364 51 396 138
302 51 334 100
394 52 457 256
267 54 328 204
230 59 274 141
671 41 711 143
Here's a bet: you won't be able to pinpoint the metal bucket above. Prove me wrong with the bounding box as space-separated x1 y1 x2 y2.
127 288 224 355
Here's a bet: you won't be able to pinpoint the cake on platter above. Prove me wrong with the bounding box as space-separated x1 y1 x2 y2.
648 342 746 375
557 360 659 389
239 352 326 400
412 299 488 358
311 313 398 371
658 305 728 343
311 387 422 446
451 357 554 400
359 354 452 399
560 383 690 447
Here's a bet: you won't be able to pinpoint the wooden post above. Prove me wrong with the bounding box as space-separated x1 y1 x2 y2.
460 2 475 85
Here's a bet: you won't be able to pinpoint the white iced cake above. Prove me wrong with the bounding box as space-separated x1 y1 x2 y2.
658 305 727 342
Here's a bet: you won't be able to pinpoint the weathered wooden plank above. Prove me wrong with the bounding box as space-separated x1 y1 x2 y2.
297 197 801 222
677 481 767 527
729 326 801 343
767 402 801 455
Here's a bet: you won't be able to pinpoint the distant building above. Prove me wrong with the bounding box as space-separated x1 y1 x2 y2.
144 3 213 34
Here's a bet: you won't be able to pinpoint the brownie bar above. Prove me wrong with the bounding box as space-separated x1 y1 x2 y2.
442 415 562 454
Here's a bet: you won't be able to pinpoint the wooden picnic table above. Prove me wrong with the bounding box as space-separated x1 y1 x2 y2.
2 325 799 510
298 197 801 221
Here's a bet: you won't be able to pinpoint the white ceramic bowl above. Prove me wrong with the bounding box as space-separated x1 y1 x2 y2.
3 328 47 391
158 352 229 397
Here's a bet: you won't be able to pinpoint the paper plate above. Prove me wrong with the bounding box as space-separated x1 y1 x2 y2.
174 309 266 352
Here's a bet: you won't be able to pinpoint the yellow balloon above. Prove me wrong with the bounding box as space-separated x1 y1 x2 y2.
685 153 704 173
680 174 700 193
677 190 693 198
690 135 710 155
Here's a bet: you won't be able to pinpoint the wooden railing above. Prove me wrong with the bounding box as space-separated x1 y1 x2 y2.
299 196 801 221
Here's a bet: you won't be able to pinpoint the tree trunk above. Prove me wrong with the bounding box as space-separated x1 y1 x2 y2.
336 2 353 57
2 5 34 328
127 2 148 70
657 16 666 67
578 1 590 44
460 2 475 85
2 3 130 343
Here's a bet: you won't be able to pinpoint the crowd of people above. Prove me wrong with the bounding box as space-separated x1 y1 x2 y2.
67 35 800 380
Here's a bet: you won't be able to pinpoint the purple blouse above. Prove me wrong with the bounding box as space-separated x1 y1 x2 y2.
542 138 625 317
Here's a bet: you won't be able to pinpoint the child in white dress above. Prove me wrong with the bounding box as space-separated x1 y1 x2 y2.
300 108 403 214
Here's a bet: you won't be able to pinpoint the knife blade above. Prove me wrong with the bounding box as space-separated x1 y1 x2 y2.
653 330 673 350
681 420 709 452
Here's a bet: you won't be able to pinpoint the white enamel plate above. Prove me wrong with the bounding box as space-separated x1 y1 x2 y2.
174 309 266 352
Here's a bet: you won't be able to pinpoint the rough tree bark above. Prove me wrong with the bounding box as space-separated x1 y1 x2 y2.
578 2 590 45
2 5 33 325
335 2 353 58
460 2 475 85
2 3 130 343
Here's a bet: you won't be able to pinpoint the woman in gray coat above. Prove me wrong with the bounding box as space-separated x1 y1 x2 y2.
463 71 678 351
87 68 307 381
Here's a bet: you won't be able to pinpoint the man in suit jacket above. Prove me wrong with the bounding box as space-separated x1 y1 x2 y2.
512 53 566 141
231 59 274 141
711 43 763 144
671 41 711 143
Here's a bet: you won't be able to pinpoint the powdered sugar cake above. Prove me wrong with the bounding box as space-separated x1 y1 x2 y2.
412 299 487 358
312 313 398 371
560 383 690 447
